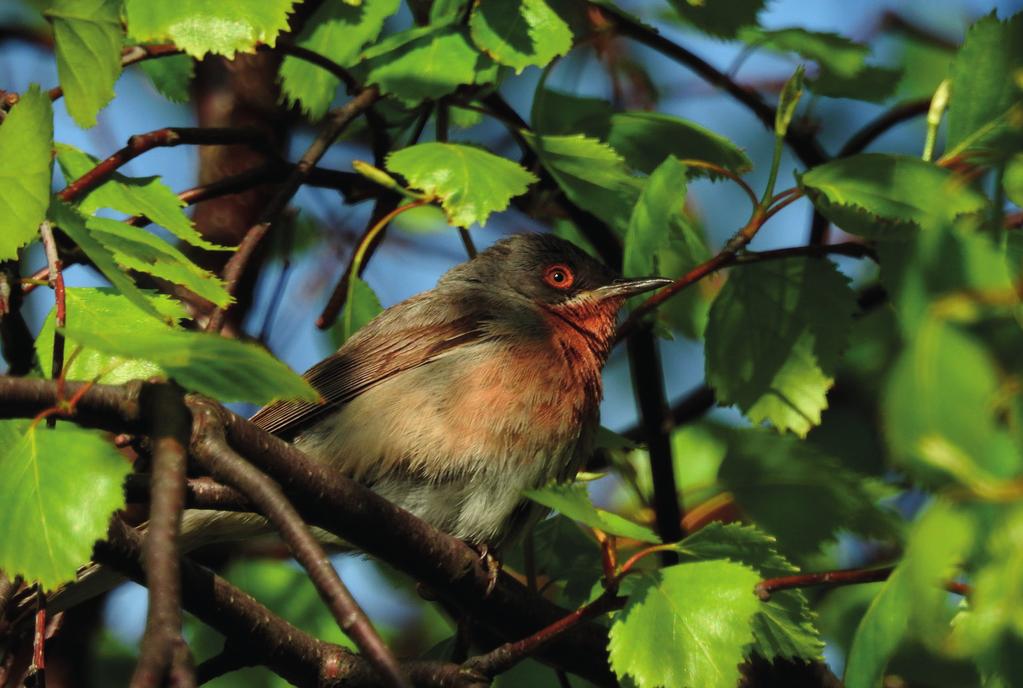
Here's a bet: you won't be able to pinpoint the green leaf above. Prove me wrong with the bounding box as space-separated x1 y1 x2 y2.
123 0 297 58
523 482 659 542
49 200 168 323
0 421 130 590
775 66 805 137
609 560 761 688
386 143 537 227
845 500 973 688
140 54 195 103
1005 153 1023 207
607 112 753 178
810 65 902 103
741 27 871 79
279 0 399 120
56 144 228 251
883 319 1020 486
532 88 613 137
45 0 123 128
468 0 573 74
359 25 487 104
524 132 645 235
84 216 232 307
947 12 1023 157
61 319 319 403
666 0 765 39
36 288 188 384
705 257 857 436
0 86 53 260
717 428 897 557
332 276 383 347
676 522 824 662
799 154 988 239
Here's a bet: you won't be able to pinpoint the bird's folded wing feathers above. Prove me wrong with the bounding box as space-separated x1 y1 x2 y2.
250 294 488 437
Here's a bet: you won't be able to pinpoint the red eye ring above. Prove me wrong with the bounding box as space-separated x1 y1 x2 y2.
543 264 575 290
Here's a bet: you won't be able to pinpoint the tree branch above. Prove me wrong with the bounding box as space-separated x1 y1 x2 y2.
206 87 382 332
755 565 971 600
130 383 193 688
188 403 410 688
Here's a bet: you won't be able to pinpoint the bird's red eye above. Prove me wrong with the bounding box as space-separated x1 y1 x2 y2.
543 264 574 290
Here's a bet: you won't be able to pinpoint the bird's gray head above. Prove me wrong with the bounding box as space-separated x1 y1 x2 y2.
440 233 670 307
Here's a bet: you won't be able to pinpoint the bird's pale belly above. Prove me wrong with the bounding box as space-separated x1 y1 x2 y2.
294 341 599 546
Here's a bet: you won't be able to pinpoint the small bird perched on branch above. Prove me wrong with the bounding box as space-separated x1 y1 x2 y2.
186 232 669 555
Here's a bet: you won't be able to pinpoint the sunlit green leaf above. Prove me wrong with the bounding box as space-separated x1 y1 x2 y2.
677 522 824 662
124 0 297 58
1006 153 1023 206
0 421 130 590
705 257 857 436
56 143 228 251
36 288 187 384
45 0 123 128
524 132 644 235
523 482 659 542
0 86 52 260
386 143 537 227
609 560 761 688
279 0 399 120
468 0 573 74
800 154 988 239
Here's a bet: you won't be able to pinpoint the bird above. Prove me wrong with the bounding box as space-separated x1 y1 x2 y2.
182 232 670 555
43 232 669 612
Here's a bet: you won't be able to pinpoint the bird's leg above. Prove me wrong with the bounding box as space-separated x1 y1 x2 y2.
472 543 502 597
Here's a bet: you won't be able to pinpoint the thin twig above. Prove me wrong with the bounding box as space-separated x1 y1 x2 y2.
838 98 931 157
130 384 193 688
207 87 381 332
755 565 971 600
189 406 411 688
38 223 65 430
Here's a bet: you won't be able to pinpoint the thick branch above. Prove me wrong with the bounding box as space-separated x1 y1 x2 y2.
188 404 409 688
131 384 193 688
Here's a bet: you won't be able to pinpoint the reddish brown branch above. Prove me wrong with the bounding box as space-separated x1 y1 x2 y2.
56 127 272 205
206 86 381 332
755 566 971 600
189 404 411 688
130 384 193 688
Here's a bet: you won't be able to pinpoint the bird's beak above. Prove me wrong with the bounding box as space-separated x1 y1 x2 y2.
593 277 673 300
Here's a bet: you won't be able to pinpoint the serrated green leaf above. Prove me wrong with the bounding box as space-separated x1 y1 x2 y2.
799 154 988 239
845 500 973 688
332 276 383 347
676 522 824 662
49 200 168 323
609 560 761 688
84 216 232 307
811 64 902 103
386 143 537 227
359 25 487 104
883 319 1021 486
740 27 870 78
718 428 897 557
140 54 195 103
775 66 805 137
947 12 1023 157
0 421 130 590
468 0 573 74
524 132 645 235
36 288 187 384
45 0 122 128
705 257 857 436
0 86 53 260
60 319 318 403
123 0 297 58
609 112 752 178
666 0 764 38
56 143 228 251
523 482 659 542
279 0 398 120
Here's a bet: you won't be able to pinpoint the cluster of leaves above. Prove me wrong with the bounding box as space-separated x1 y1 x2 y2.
0 0 1021 687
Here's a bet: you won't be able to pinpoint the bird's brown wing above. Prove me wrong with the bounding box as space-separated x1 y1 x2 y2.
250 294 488 438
